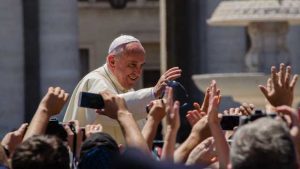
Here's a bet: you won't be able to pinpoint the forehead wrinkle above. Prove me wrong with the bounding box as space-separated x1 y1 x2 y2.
123 42 145 56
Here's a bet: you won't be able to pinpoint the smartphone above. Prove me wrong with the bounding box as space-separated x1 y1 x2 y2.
78 92 105 109
220 115 240 130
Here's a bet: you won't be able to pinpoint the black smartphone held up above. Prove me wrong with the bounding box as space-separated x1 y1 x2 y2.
220 115 240 130
78 92 105 109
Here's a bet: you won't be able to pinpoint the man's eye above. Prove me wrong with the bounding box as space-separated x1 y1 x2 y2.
128 64 136 68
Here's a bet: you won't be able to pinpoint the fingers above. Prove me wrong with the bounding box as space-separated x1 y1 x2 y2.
63 124 74 148
165 87 174 113
167 73 182 81
276 106 299 130
48 87 54 93
240 103 254 115
47 86 69 100
229 108 235 115
186 113 195 126
15 123 28 136
164 67 181 75
285 66 291 88
210 80 217 95
163 67 182 81
290 75 298 91
223 110 229 115
171 101 180 119
85 124 103 136
259 85 269 99
279 63 286 87
267 78 272 92
234 108 240 115
271 66 279 88
54 87 61 96
200 88 210 112
58 89 65 97
186 110 201 126
193 102 202 112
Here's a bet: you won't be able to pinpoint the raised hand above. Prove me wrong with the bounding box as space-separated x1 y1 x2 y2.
275 106 300 144
153 67 182 98
85 124 103 138
23 86 69 141
96 91 129 120
64 120 83 159
165 87 180 131
259 63 298 107
207 80 229 169
186 137 217 167
207 80 221 125
142 98 166 149
161 87 180 161
223 103 255 116
39 87 69 116
1 123 28 157
186 88 218 127
147 99 166 123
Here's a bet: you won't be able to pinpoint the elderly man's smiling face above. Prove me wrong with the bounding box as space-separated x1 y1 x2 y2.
110 42 146 89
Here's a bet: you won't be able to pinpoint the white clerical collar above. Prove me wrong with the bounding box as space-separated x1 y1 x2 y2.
103 64 130 93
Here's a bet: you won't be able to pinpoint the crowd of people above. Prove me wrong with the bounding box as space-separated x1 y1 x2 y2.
0 35 300 169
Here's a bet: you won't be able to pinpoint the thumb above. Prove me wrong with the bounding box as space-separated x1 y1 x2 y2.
258 85 269 98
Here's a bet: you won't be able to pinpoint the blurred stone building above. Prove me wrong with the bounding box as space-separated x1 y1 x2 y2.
0 0 300 140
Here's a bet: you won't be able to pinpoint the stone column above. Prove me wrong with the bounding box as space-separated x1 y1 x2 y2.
205 0 246 73
39 0 80 119
0 0 24 137
245 22 290 73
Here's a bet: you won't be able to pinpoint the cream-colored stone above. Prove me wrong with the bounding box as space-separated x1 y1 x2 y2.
192 73 300 110
207 0 300 26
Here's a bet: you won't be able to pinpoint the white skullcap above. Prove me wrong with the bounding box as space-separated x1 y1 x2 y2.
108 35 140 54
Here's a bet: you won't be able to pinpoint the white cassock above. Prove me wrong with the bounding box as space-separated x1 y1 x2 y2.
63 64 155 143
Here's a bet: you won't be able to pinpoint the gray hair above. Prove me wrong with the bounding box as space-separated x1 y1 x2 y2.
230 117 298 169
110 44 125 57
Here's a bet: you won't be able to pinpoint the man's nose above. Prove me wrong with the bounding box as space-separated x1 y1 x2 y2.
135 66 142 75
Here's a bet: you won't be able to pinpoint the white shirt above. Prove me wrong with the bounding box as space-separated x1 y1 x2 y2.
63 64 155 142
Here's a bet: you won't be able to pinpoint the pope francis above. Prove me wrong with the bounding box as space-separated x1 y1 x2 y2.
63 35 181 142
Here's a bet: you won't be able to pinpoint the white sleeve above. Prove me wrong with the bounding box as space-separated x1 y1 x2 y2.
120 87 155 120
86 77 155 121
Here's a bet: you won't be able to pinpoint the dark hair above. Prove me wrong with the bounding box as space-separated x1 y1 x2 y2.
12 135 70 169
230 117 298 169
79 132 119 169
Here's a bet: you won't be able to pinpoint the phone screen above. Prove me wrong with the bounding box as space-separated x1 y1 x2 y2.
79 92 105 109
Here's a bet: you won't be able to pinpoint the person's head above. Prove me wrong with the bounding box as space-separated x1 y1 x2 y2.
12 135 70 169
78 132 119 169
230 117 298 169
106 35 146 89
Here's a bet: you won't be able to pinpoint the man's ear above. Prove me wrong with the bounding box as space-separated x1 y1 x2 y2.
107 54 116 69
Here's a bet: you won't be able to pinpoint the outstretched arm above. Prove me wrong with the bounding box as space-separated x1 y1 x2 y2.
259 63 298 108
207 80 229 169
97 92 149 153
1 123 28 157
161 87 180 161
23 87 69 141
141 99 166 149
